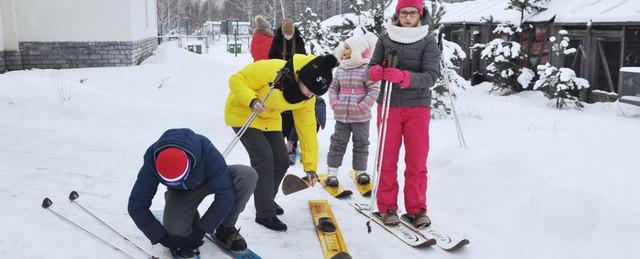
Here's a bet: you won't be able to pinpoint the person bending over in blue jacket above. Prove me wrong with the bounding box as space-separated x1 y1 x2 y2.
128 128 258 258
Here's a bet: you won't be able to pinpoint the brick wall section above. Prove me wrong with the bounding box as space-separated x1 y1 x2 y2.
132 37 158 65
2 37 157 71
4 51 23 71
0 52 5 73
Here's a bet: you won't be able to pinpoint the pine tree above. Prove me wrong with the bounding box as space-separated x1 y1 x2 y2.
427 0 465 118
531 31 589 109
296 7 340 55
475 22 534 94
347 0 393 36
506 0 549 27
428 0 445 34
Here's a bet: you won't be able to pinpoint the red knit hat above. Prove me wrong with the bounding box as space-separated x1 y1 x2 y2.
395 0 424 16
155 147 190 182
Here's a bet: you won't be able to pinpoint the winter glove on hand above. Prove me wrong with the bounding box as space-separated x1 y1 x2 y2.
250 98 266 113
383 68 411 88
368 65 384 82
304 171 318 186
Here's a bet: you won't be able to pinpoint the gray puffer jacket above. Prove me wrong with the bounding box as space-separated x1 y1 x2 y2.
369 11 441 107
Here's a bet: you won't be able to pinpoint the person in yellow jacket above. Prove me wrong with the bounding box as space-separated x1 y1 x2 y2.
225 54 338 231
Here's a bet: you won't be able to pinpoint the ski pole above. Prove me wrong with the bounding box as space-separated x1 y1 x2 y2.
440 57 467 149
68 191 158 259
41 198 137 259
222 67 290 158
368 52 398 233
437 32 467 149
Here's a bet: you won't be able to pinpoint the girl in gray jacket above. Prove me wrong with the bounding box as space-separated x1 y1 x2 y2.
367 0 440 228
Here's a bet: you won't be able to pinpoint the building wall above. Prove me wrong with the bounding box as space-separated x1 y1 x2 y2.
129 0 158 41
1 0 158 72
0 3 5 72
14 0 134 42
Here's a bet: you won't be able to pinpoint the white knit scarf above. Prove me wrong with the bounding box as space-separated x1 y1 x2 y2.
386 23 430 44
339 58 368 69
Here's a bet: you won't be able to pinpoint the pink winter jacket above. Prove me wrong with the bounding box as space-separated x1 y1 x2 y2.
329 64 380 123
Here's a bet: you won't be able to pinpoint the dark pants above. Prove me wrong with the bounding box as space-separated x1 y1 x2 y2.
163 165 258 236
327 121 370 171
233 127 289 218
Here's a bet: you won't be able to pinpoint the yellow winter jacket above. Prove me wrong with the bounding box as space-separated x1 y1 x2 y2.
225 55 319 172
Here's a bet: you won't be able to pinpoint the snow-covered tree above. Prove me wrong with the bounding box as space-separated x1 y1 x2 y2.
430 38 468 118
506 0 549 26
427 0 445 34
297 7 340 55
348 0 393 36
531 31 589 109
475 22 534 94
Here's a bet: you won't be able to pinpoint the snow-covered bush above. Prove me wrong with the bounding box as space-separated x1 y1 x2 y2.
531 31 589 109
475 22 533 94
431 38 467 119
297 7 340 55
428 1 468 119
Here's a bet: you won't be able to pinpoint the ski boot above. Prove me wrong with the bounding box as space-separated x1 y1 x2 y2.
215 226 247 252
171 248 200 259
406 209 431 228
381 209 400 226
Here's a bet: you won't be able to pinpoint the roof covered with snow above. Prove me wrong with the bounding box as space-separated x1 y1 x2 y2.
527 0 640 23
441 0 640 25
321 13 373 28
441 0 522 25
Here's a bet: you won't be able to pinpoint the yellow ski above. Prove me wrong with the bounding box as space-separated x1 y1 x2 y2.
308 200 352 259
318 173 353 198
349 170 372 197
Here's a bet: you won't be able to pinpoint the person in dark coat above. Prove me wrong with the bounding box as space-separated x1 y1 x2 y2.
268 18 316 165
128 128 258 257
268 18 306 61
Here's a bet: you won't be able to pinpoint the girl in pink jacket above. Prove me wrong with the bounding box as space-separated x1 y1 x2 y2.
325 31 380 187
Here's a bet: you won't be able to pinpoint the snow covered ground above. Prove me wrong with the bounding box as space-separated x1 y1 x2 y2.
1 42 639 259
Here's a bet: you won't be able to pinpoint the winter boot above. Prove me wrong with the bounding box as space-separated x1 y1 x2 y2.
325 167 339 187
171 248 200 259
380 209 400 226
406 209 431 228
215 226 247 252
324 176 339 187
354 171 370 185
274 202 284 215
255 216 288 231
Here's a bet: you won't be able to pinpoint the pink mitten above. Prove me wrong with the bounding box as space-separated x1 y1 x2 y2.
368 65 384 82
383 68 411 88
330 98 338 108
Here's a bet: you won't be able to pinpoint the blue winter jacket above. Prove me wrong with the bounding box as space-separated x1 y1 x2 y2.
127 128 235 243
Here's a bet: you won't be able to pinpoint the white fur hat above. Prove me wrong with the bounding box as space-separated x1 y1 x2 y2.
335 30 378 67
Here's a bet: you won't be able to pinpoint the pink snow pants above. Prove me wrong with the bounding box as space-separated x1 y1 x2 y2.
376 105 430 215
